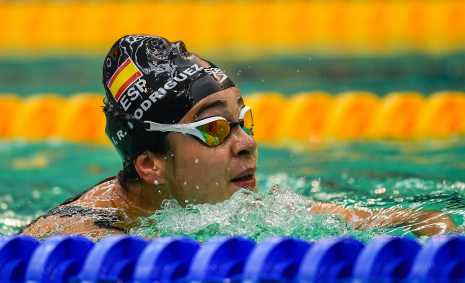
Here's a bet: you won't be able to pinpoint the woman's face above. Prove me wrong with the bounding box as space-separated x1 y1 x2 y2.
164 87 258 205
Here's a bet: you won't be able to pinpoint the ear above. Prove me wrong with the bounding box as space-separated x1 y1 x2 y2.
134 152 167 185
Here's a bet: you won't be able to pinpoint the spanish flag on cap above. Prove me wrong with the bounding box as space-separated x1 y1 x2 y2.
107 58 142 101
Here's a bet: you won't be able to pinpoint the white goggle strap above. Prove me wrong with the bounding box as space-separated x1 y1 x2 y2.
239 106 251 121
144 116 229 142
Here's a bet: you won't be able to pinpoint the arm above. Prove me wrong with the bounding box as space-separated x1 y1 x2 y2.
307 200 458 237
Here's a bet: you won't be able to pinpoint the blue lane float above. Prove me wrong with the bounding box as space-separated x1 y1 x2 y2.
1 235 465 283
0 236 39 282
353 237 421 282
186 236 254 283
243 237 311 282
133 236 199 283
73 235 147 283
409 236 465 282
25 236 94 283
297 237 363 283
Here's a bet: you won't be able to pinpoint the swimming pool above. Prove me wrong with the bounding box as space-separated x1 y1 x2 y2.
2 137 464 241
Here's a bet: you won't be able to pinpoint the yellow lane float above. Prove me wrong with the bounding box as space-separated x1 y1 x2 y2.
11 94 65 139
2 91 465 143
245 92 289 141
326 92 381 140
371 92 426 139
418 92 465 138
278 92 333 141
1 0 465 55
56 93 108 144
0 95 22 138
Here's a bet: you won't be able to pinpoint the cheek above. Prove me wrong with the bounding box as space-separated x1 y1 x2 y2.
171 134 231 184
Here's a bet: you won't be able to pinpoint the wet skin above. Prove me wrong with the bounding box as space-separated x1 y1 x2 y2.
20 87 258 239
133 87 258 206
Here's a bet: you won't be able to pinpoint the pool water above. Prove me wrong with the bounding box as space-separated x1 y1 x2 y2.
1 138 465 241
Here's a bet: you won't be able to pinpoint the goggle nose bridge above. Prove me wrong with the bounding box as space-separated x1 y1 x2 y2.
230 118 254 136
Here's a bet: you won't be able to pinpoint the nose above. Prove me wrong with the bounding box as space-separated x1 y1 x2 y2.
230 125 257 157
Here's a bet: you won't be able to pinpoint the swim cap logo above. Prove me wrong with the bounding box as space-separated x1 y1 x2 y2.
107 58 142 101
163 66 228 90
146 37 171 59
128 64 228 120
205 67 228 83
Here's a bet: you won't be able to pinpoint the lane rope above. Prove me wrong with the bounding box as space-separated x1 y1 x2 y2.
2 91 465 143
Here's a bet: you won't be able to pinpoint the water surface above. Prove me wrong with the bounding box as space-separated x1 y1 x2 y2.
1 138 465 241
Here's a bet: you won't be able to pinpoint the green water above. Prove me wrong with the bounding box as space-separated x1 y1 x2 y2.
2 52 465 97
1 138 465 241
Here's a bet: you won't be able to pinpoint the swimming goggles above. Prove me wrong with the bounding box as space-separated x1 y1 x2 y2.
145 106 254 146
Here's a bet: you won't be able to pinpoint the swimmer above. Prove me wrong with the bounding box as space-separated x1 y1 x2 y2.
20 35 458 240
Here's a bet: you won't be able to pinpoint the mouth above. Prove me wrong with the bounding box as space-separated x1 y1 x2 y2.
231 168 257 188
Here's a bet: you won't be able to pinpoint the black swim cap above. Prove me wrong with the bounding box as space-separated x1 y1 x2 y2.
102 35 236 167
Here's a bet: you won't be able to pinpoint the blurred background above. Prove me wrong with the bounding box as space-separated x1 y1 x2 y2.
1 0 465 236
1 0 464 96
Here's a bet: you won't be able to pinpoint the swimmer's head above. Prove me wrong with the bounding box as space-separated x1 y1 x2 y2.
102 35 257 205
102 35 236 167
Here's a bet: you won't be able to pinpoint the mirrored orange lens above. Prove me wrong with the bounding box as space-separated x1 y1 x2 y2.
243 109 253 130
197 120 230 138
197 120 231 146
201 132 224 146
214 120 230 138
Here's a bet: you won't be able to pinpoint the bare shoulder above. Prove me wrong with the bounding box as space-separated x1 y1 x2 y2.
71 177 122 208
19 176 127 240
20 214 124 241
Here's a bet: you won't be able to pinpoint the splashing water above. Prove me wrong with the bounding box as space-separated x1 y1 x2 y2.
129 187 383 243
129 174 465 242
2 139 465 241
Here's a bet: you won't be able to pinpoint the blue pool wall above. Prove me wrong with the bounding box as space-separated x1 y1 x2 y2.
1 235 464 283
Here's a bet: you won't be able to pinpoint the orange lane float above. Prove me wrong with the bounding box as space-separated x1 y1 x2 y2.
371 92 426 139
277 92 334 142
0 95 23 138
10 94 66 139
1 1 465 55
418 92 465 138
244 92 289 141
325 92 381 140
1 91 465 143
56 93 108 144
